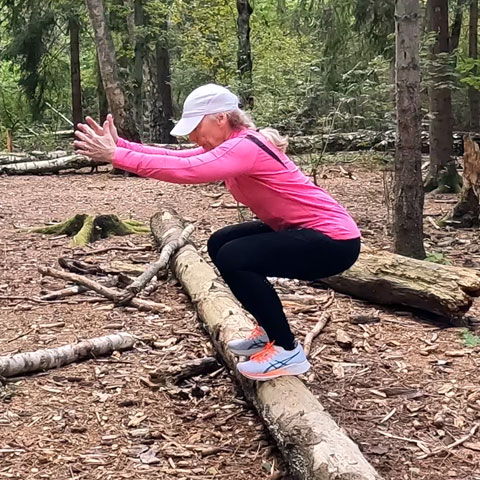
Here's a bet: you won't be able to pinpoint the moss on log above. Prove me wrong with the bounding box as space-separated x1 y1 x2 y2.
27 214 150 246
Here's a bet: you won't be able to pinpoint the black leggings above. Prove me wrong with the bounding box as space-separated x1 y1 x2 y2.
207 221 360 350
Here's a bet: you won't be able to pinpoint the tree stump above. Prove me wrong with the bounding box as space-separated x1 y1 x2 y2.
450 135 480 227
27 214 150 246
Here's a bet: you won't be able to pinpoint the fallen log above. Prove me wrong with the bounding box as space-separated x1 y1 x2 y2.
151 208 381 480
0 154 101 174
0 332 135 377
317 249 480 323
0 150 68 165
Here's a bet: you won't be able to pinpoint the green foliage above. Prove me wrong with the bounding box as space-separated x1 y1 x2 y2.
462 329 480 348
0 0 476 143
425 252 451 265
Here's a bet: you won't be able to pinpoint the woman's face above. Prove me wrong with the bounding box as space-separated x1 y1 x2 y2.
189 113 232 151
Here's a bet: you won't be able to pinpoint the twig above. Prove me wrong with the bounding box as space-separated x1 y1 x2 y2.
416 423 479 459
73 245 151 257
377 430 430 454
119 224 194 303
38 266 169 313
304 313 330 356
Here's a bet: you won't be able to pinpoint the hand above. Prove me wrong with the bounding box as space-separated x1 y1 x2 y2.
74 119 117 163
77 113 119 145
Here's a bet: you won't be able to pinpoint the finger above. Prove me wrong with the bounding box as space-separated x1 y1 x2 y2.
104 120 110 134
74 131 90 142
74 140 90 151
76 123 96 138
85 116 103 134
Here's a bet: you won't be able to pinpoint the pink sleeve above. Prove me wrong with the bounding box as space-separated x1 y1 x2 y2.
113 137 257 184
117 137 205 157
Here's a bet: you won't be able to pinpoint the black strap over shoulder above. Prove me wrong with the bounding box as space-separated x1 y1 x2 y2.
245 134 286 167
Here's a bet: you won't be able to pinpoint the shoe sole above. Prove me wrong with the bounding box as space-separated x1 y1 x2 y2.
238 360 311 381
228 346 266 357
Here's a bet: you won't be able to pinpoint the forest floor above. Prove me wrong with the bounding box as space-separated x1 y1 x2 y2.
1 151 480 480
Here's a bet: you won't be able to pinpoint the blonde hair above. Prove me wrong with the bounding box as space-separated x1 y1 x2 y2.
222 109 289 153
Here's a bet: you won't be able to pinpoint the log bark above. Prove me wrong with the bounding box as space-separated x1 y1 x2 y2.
0 332 135 377
0 151 69 165
0 155 99 175
150 208 381 480
318 249 480 322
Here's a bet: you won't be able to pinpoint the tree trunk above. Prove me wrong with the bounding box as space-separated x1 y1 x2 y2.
236 0 254 108
451 135 480 226
450 0 465 58
69 17 83 128
393 0 426 259
469 0 480 131
0 333 135 377
425 0 462 193
318 248 480 323
150 208 382 480
133 0 145 134
6 129 13 152
96 53 109 123
152 40 176 143
85 0 140 141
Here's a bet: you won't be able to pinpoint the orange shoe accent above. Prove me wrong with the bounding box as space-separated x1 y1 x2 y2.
251 341 276 363
248 325 264 339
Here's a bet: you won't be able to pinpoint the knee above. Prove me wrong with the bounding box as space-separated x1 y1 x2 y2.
207 229 226 265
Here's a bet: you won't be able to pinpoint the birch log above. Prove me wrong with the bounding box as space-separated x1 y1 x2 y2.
151 208 381 480
0 332 135 377
0 155 99 174
0 151 68 165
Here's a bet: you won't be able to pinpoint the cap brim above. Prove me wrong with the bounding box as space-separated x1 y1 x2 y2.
170 115 204 137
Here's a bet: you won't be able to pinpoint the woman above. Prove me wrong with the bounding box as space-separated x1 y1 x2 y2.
74 84 361 381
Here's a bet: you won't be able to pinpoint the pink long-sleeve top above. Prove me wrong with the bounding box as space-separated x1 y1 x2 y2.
114 129 361 240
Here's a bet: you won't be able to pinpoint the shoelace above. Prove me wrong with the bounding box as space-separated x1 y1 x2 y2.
251 341 276 363
248 325 264 339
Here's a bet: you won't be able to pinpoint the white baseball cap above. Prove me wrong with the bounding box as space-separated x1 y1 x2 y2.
170 84 240 137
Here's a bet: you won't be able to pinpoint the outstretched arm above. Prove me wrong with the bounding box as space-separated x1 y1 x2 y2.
112 136 257 184
116 137 205 157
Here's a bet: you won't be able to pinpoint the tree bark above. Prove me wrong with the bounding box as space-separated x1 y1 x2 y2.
236 0 254 108
96 53 109 123
393 0 425 259
450 0 466 58
0 333 135 377
133 0 145 134
318 248 480 323
469 0 480 131
152 40 176 143
84 0 140 141
0 151 67 165
451 135 480 226
425 0 462 193
69 17 83 128
150 208 382 480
